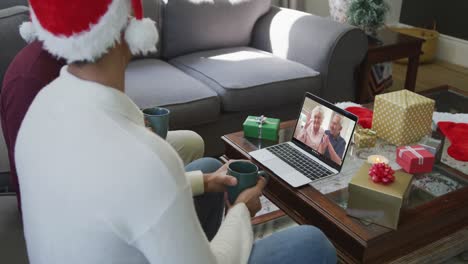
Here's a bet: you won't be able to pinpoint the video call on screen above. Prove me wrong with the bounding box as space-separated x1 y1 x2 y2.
293 98 356 166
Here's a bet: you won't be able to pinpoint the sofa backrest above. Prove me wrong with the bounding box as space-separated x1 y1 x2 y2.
135 0 163 60
0 0 27 10
161 0 271 59
0 6 29 90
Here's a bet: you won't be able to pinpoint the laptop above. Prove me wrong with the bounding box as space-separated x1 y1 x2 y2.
250 93 358 187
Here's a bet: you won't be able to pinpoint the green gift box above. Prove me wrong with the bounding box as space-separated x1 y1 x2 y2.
243 116 280 141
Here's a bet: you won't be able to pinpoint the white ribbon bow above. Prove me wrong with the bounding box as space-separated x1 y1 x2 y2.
399 146 425 165
246 115 273 139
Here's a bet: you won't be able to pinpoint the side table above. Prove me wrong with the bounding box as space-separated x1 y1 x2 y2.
357 29 424 103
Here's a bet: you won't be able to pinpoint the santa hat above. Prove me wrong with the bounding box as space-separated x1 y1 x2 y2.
19 0 159 63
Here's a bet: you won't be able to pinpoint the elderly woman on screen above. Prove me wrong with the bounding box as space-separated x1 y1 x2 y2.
296 106 325 150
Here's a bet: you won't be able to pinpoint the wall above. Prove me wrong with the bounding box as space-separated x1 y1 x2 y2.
400 0 468 41
399 0 468 67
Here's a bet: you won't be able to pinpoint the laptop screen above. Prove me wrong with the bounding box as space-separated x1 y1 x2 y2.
292 93 357 171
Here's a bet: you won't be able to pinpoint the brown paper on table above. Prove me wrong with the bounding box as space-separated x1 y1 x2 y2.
372 90 434 146
347 163 413 230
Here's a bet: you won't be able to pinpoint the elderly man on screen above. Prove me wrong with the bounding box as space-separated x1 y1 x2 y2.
318 113 346 165
296 106 325 150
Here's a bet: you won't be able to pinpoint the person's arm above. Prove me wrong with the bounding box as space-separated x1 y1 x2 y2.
185 170 204 196
326 141 342 165
132 185 253 264
186 162 238 196
317 134 328 154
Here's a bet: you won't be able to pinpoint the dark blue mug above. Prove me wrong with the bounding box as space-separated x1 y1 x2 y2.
227 161 266 204
142 107 170 139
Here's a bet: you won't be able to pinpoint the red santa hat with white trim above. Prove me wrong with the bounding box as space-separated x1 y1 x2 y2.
19 0 159 63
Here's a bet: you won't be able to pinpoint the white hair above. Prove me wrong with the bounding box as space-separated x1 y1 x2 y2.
332 112 344 126
311 106 324 118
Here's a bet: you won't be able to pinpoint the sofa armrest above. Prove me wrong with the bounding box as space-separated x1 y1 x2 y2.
251 6 367 102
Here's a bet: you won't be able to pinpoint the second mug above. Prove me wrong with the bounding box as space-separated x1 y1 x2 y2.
142 107 170 139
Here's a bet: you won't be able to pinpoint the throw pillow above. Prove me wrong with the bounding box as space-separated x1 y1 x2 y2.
161 0 271 59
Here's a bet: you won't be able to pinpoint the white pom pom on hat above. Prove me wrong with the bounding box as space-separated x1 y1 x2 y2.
19 21 36 43
21 0 159 63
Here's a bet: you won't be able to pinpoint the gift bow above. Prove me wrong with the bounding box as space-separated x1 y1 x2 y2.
247 115 274 139
356 127 377 136
399 146 425 165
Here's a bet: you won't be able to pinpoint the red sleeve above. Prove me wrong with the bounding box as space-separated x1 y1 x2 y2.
1 76 49 199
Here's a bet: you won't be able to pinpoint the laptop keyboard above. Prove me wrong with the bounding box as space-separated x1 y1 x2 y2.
267 143 333 180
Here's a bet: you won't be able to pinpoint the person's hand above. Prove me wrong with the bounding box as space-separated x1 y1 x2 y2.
203 161 238 193
322 135 330 146
231 177 268 217
304 112 313 129
144 118 155 133
318 135 329 154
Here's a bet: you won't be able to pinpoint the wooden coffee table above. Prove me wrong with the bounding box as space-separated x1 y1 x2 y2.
221 92 468 263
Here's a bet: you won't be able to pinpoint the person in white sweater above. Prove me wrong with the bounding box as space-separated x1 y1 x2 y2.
15 0 337 263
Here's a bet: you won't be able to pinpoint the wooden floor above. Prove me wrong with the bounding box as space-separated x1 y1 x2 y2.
388 60 468 93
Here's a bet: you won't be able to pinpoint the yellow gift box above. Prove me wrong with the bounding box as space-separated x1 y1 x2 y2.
347 164 413 230
372 90 435 146
354 127 377 148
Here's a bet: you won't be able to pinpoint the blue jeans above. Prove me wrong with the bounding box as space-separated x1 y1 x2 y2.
185 158 225 241
248 225 337 264
186 158 337 263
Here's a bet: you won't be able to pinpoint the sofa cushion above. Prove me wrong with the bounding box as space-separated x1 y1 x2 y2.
0 6 29 89
161 0 271 59
170 47 321 112
125 59 220 128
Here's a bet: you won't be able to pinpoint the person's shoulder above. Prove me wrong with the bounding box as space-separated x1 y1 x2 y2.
3 41 64 88
339 135 346 144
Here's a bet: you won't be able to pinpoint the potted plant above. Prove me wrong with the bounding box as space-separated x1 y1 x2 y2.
346 0 389 37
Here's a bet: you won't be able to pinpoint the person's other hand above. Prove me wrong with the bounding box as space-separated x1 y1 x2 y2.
232 177 268 217
203 161 238 193
304 112 313 128
318 135 329 154
322 135 330 146
144 118 155 133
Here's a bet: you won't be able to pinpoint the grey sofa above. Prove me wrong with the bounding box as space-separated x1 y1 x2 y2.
0 1 367 262
1 0 367 157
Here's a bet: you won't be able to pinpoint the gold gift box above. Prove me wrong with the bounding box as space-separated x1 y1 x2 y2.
347 164 413 230
354 127 377 148
372 90 435 146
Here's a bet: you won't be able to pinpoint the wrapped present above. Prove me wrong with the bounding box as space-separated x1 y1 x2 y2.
347 163 413 230
372 90 435 146
243 116 280 141
396 145 435 174
354 127 377 148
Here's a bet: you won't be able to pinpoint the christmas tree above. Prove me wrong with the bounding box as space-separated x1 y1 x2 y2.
347 0 389 35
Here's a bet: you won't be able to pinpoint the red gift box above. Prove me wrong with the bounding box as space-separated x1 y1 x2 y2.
396 145 435 174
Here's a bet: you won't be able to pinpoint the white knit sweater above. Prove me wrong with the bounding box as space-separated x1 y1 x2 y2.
15 67 253 264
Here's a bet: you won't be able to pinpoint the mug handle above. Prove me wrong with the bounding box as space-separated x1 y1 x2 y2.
258 170 270 183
